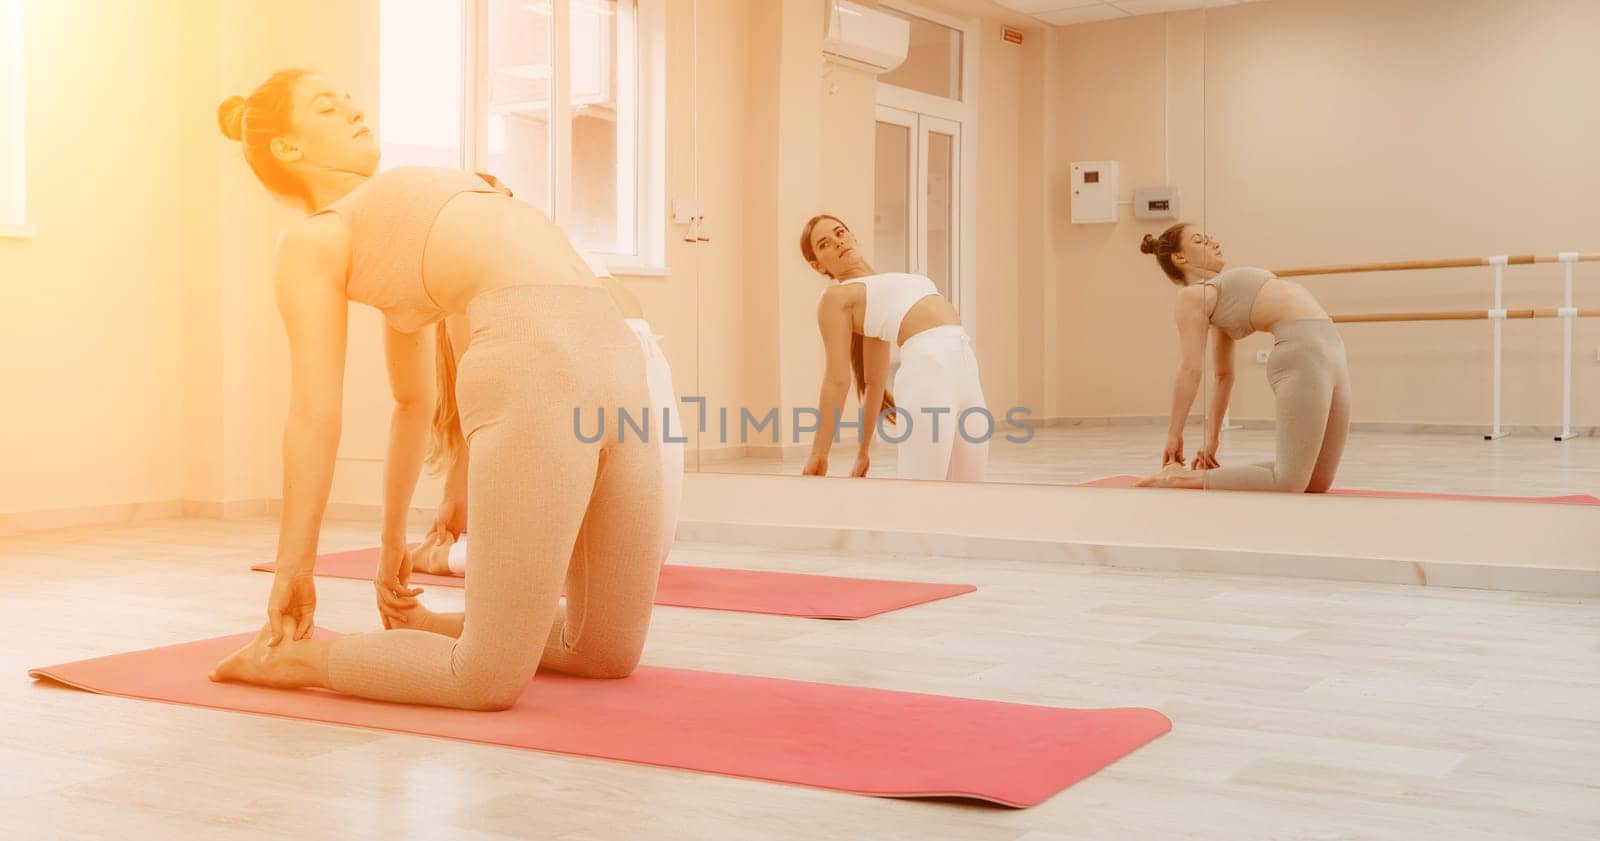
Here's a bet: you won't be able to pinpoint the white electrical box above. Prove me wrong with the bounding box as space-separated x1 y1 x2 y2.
1070 160 1119 224
1134 186 1180 220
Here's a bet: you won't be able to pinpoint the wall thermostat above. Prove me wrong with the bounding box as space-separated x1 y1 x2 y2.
1134 186 1180 220
1070 160 1119 224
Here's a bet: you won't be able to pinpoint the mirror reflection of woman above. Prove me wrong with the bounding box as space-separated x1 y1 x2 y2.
208 70 667 710
1137 223 1352 492
798 215 988 481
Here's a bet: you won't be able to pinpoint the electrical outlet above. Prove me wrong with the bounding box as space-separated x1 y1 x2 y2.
1255 349 1271 364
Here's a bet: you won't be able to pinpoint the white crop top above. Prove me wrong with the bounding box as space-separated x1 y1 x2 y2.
839 273 940 343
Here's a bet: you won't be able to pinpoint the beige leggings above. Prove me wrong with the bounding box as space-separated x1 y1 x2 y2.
325 285 666 710
436 317 683 573
1204 319 1352 494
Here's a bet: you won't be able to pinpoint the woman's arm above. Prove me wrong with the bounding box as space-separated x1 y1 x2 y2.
379 322 436 548
857 337 892 461
804 292 856 474
271 221 350 575
1204 326 1236 447
1163 288 1212 464
438 316 467 524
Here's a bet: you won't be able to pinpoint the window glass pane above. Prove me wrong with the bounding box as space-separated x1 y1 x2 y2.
879 12 962 101
570 0 636 255
378 0 463 169
873 121 911 274
488 0 555 213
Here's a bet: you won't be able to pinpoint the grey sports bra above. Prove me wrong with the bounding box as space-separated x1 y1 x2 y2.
1202 267 1275 339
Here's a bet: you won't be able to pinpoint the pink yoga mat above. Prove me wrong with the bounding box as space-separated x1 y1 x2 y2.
254 549 975 620
29 632 1171 808
1080 474 1600 504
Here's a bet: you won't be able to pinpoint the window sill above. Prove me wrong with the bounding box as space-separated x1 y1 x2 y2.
0 223 37 240
604 259 671 279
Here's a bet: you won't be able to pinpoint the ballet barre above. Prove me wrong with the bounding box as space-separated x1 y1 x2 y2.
1275 252 1595 441
1271 253 1600 278
1331 308 1600 324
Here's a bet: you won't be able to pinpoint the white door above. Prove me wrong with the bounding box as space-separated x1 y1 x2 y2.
874 105 962 307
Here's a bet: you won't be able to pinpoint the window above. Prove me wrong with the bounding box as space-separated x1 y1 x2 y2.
878 8 962 102
0 0 31 238
378 1 464 169
379 0 664 270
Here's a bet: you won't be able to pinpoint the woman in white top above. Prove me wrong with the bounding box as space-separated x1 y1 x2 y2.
798 214 988 481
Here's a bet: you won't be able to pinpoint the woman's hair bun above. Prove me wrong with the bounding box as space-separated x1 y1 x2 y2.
1139 234 1158 255
217 96 247 141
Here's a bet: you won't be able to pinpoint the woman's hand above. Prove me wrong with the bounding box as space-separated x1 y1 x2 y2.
1162 435 1185 467
802 454 828 476
850 450 870 478
1191 439 1221 470
431 496 467 540
382 596 439 634
375 541 424 630
266 572 317 646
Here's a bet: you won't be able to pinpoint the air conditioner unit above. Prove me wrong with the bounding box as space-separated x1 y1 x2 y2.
823 0 910 75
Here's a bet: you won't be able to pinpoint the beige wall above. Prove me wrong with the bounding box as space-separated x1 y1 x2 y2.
1050 12 1193 420
0 0 209 517
1014 25 1057 419
1050 0 1599 427
974 18 1024 415
693 0 755 465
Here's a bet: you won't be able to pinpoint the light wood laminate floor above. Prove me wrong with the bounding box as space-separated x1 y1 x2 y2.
699 426 1600 499
3 518 1597 839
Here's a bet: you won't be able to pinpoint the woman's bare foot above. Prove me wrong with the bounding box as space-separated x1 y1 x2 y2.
409 533 456 576
1136 463 1205 489
209 623 328 688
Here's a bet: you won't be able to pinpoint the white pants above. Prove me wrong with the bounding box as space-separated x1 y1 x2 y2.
448 317 685 572
889 325 988 481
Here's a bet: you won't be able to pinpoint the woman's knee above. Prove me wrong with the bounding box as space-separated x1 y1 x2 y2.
458 684 523 712
453 653 537 711
1303 475 1334 494
1273 469 1314 494
563 643 642 679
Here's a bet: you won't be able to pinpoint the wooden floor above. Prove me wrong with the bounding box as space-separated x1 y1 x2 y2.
700 426 1600 499
4 517 1598 840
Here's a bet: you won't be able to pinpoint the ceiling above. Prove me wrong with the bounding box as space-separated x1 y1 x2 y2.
993 0 1270 27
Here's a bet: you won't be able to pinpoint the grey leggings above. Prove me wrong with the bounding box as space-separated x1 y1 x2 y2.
1205 319 1352 493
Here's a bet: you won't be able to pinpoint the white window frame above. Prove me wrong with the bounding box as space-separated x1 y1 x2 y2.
461 0 667 276
0 0 33 239
875 0 978 338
